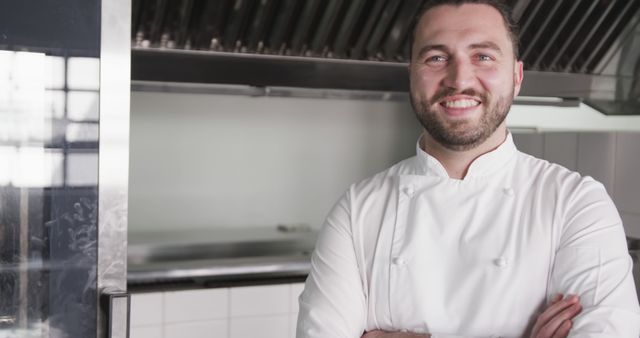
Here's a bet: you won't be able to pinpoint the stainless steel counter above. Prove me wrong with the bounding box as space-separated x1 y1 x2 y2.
127 227 317 288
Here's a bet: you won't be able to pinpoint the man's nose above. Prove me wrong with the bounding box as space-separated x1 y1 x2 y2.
443 59 474 89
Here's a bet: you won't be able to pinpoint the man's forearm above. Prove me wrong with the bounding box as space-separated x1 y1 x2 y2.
362 330 429 338
363 332 483 338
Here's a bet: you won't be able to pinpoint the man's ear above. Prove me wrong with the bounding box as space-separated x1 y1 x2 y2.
513 60 524 98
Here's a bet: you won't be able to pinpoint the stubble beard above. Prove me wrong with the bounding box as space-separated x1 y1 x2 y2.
410 88 514 151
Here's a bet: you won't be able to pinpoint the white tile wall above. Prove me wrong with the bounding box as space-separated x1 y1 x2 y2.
230 284 289 317
543 132 579 171
290 314 298 338
130 283 306 338
129 130 640 338
229 315 289 338
614 133 640 215
290 283 305 314
165 320 228 338
290 283 305 338
129 92 420 232
511 131 640 237
576 132 616 194
130 325 163 338
622 213 640 239
164 288 228 323
130 292 163 327
512 132 544 158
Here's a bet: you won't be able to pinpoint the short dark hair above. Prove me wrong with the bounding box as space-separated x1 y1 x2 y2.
410 0 520 60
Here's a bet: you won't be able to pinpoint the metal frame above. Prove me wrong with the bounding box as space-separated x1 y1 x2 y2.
333 0 367 57
521 0 564 63
290 0 322 55
511 0 533 22
548 0 600 71
97 0 131 337
246 0 277 53
580 0 637 73
130 80 581 108
563 1 617 72
518 0 545 39
267 0 299 54
132 48 595 99
593 3 640 75
383 0 424 60
223 0 254 51
365 0 402 59
532 0 581 70
311 0 344 56
351 0 387 59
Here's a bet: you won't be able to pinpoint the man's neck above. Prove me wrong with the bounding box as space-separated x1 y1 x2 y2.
421 124 508 180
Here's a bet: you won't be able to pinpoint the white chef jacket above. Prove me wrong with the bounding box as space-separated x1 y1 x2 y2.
297 133 640 338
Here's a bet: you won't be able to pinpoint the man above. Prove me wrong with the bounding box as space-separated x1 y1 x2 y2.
297 1 640 337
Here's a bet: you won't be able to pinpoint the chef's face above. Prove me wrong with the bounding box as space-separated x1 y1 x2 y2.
409 4 523 151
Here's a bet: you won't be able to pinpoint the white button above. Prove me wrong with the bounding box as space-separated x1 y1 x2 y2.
503 187 514 196
392 257 407 266
404 186 415 196
494 257 508 268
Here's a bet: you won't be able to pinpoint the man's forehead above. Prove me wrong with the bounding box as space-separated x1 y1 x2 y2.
415 4 510 44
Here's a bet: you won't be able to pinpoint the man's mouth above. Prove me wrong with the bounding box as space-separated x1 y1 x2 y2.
440 99 481 109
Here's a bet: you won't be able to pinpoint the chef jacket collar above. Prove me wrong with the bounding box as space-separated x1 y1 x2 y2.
415 131 517 180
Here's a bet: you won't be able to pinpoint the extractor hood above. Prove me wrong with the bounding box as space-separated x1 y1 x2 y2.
131 0 640 115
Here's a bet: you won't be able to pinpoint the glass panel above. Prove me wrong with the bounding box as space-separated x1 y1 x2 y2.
67 92 99 121
0 1 108 337
67 57 100 91
0 50 100 338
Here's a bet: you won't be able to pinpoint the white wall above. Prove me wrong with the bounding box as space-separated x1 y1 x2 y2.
130 283 305 338
129 92 421 231
513 132 640 238
508 103 640 131
130 92 640 237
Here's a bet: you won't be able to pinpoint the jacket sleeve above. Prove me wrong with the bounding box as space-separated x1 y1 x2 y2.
549 178 640 337
296 191 367 338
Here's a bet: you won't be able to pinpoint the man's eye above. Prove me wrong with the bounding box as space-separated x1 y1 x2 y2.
477 54 493 61
426 55 447 63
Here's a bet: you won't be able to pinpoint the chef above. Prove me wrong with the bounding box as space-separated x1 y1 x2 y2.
296 0 640 337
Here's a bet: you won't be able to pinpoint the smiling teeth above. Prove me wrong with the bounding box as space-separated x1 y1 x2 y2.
444 100 480 108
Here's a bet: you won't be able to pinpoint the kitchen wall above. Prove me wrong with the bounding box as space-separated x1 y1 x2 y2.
129 92 420 231
512 131 640 238
130 283 305 338
129 92 640 237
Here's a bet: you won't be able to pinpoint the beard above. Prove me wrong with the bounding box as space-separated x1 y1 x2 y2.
410 87 513 151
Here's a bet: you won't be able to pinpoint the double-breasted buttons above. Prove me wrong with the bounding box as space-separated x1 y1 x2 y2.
494 257 509 268
503 187 514 196
392 257 408 266
403 186 415 196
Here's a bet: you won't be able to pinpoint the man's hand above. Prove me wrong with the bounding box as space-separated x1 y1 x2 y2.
530 294 582 338
361 295 581 338
361 331 429 338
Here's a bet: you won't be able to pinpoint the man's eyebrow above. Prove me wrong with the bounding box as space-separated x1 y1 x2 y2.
469 41 503 55
415 44 449 59
415 42 504 59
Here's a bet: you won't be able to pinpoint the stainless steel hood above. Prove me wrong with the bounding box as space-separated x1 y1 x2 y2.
130 0 640 115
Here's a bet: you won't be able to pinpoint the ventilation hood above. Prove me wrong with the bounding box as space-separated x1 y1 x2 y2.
131 0 640 115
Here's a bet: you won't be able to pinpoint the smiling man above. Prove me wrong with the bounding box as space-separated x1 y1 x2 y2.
297 1 640 337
